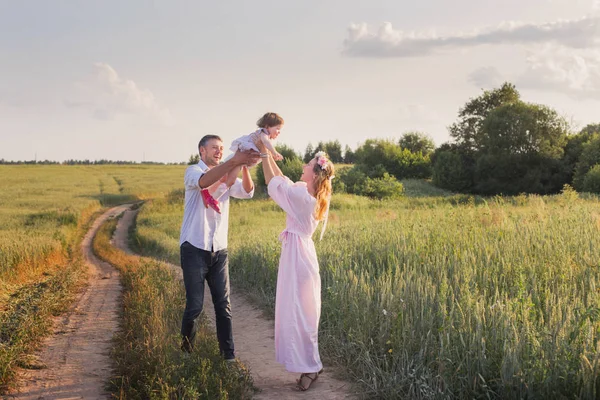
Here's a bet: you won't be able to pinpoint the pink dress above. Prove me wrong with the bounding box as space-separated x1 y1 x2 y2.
267 176 323 373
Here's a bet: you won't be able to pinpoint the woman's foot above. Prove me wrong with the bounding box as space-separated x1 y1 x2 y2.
295 369 323 391
201 189 221 214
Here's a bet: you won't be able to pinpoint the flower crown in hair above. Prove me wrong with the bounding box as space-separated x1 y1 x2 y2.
315 151 329 170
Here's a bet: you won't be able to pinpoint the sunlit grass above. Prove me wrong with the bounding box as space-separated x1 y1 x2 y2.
134 182 600 399
94 218 254 399
0 164 184 393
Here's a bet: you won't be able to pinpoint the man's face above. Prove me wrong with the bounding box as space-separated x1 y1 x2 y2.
199 139 224 167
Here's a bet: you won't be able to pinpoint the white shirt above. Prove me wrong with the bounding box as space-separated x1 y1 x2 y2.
179 160 254 251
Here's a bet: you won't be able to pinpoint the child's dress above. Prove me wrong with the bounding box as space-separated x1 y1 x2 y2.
228 129 268 167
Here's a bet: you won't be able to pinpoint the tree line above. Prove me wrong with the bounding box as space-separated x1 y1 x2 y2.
263 83 600 198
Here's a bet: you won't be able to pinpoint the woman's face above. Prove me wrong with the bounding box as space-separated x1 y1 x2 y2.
301 158 317 187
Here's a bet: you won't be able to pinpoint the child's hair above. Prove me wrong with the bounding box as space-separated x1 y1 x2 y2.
257 112 284 128
312 152 335 221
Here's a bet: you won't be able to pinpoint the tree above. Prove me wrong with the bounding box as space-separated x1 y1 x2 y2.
432 146 473 192
353 139 432 180
559 124 599 184
343 145 356 164
580 123 600 136
582 164 600 193
433 83 571 195
188 154 200 165
314 140 344 163
472 101 569 194
303 143 314 163
479 102 568 158
398 132 435 155
449 82 520 152
275 144 301 161
573 135 600 190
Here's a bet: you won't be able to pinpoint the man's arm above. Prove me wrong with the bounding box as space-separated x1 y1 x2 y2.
198 150 259 188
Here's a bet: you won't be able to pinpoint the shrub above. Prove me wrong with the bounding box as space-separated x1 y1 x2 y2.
574 135 600 190
432 150 473 192
582 164 600 193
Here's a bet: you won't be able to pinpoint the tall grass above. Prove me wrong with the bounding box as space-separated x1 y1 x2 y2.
0 164 184 393
93 218 254 399
134 181 600 399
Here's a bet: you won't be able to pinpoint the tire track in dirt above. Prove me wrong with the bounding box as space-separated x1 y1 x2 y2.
114 206 358 399
9 205 130 400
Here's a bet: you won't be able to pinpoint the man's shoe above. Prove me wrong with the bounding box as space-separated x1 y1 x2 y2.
181 338 194 354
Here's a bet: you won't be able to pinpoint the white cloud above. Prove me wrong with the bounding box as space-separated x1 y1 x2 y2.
468 67 505 88
517 45 600 98
66 63 174 126
343 16 600 57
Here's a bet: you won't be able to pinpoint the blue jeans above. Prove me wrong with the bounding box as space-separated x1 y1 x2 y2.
180 241 234 359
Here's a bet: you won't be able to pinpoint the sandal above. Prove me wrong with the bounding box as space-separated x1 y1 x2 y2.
201 189 221 214
295 369 323 391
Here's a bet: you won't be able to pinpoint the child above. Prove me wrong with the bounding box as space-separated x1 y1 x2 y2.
201 112 284 213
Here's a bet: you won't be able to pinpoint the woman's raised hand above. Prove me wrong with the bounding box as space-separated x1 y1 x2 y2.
252 135 268 154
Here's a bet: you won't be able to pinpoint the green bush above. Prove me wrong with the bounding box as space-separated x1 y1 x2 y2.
361 173 404 198
255 157 303 191
574 135 600 190
337 166 403 199
582 164 600 193
338 165 368 194
354 139 432 180
432 150 473 192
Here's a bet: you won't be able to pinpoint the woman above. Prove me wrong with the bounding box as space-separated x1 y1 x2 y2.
256 142 335 391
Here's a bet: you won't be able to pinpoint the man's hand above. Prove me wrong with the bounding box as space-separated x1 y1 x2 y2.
231 149 260 166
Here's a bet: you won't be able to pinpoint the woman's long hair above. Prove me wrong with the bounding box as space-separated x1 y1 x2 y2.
313 153 335 221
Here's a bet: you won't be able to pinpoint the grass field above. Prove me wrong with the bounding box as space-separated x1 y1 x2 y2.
0 164 184 392
93 217 254 399
133 181 600 399
3 164 600 398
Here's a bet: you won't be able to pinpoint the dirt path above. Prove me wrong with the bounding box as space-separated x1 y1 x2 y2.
114 207 358 399
9 205 130 400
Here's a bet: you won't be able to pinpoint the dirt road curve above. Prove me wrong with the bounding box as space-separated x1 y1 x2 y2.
114 207 358 400
10 205 129 400
9 205 358 399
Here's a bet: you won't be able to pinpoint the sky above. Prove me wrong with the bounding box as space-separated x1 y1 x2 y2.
1 0 599 163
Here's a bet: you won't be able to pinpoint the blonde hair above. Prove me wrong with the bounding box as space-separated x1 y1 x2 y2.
257 112 284 128
312 153 335 221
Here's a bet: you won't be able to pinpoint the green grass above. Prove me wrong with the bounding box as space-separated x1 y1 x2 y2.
93 218 254 399
133 183 600 399
0 164 185 285
0 164 185 393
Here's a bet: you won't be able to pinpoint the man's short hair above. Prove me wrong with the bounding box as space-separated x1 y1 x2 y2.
198 135 222 149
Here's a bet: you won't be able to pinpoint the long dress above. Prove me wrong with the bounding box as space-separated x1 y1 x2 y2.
267 175 323 373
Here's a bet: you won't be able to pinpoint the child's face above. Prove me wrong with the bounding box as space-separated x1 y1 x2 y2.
266 124 282 140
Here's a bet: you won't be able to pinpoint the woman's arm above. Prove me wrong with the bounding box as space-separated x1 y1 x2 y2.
260 134 277 154
255 139 284 185
240 165 254 193
260 153 283 185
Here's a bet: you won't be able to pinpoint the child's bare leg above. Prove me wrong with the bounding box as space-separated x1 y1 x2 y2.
226 165 241 188
205 179 221 194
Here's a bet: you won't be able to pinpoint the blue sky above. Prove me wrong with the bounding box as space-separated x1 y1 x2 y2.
1 0 599 162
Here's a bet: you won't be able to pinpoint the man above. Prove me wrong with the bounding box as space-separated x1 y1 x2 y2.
180 134 260 360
